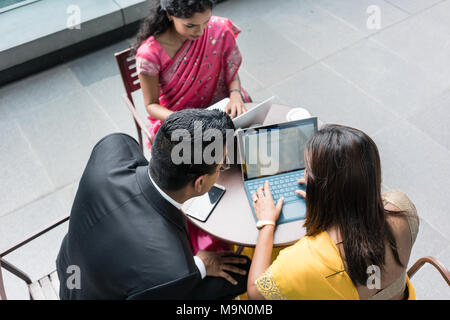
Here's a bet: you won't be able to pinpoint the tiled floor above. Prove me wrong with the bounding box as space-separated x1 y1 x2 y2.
1 0 449 299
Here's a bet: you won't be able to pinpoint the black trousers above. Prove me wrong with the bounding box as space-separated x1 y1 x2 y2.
188 255 251 300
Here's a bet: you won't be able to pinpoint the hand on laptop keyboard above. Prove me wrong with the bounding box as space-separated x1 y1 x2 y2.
225 95 248 119
247 172 306 204
251 181 284 223
296 177 307 198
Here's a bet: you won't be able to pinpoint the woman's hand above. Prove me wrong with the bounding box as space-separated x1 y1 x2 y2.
296 177 307 198
225 91 248 119
251 181 284 223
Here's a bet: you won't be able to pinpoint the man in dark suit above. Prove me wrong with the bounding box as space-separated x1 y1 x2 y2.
56 109 249 299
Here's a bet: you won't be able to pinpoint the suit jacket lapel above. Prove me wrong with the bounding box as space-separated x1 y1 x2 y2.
136 166 189 237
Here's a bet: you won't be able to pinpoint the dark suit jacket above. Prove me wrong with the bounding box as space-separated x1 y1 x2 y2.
56 133 201 299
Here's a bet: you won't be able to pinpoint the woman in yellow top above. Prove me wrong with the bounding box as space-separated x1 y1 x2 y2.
247 125 419 300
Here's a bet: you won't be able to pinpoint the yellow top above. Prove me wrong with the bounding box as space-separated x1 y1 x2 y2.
255 231 416 300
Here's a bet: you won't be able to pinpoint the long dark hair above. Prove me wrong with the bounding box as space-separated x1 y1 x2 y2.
303 125 403 286
131 0 214 56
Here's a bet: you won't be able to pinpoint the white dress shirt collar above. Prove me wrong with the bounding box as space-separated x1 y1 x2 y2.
148 169 183 210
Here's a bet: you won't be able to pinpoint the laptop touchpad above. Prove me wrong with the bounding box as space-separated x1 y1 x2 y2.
281 201 306 221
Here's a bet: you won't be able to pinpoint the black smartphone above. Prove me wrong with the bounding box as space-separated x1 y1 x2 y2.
182 184 226 222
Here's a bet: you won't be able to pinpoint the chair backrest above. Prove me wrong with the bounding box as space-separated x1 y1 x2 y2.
115 48 149 149
115 48 141 102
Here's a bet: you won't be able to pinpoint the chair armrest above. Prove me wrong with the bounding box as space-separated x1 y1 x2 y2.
407 256 450 286
0 215 70 296
0 215 69 257
0 257 33 286
121 93 153 145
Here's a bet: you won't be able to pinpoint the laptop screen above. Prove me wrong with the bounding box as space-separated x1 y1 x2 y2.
240 117 318 180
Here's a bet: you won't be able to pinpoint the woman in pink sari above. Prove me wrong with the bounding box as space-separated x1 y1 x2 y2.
131 0 250 255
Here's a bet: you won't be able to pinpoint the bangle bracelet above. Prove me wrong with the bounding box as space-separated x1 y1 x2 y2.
229 89 241 94
256 220 276 230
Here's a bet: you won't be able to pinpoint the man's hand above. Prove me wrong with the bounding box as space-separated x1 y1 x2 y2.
196 251 248 285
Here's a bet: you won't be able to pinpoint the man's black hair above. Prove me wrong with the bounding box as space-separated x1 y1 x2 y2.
149 109 234 191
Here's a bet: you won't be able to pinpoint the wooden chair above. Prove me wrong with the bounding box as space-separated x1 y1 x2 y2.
0 215 69 300
114 48 153 150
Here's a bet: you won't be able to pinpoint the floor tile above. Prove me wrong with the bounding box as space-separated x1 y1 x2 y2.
248 87 281 106
371 14 450 83
385 0 444 14
214 0 274 27
316 0 408 34
408 218 449 268
234 16 316 87
0 120 54 216
16 90 117 187
437 245 450 272
57 180 80 214
408 90 450 152
417 0 450 37
270 63 401 136
68 40 131 87
0 64 83 119
407 219 450 300
1 270 30 300
257 0 365 59
372 117 450 239
0 191 67 250
86 74 138 138
323 38 449 117
410 260 450 299
238 67 265 96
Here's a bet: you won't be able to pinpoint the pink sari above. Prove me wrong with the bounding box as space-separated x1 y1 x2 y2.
136 16 249 254
136 16 250 139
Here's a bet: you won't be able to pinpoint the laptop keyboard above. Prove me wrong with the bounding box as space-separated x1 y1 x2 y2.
246 171 305 204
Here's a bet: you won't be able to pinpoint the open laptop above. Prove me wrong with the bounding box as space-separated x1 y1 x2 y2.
236 117 318 224
207 96 274 129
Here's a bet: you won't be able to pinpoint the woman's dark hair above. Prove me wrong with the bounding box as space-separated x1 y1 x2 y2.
303 124 403 286
131 0 214 56
149 108 234 191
